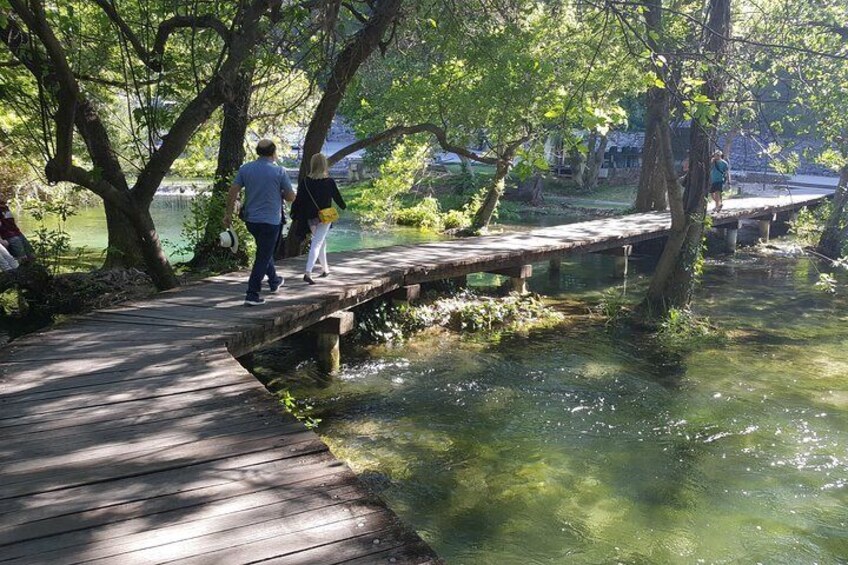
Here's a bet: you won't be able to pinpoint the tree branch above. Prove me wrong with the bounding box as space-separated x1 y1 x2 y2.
8 0 78 176
93 0 231 72
132 0 282 205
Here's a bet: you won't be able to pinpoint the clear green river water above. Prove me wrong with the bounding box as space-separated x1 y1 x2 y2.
254 252 848 564
16 196 449 261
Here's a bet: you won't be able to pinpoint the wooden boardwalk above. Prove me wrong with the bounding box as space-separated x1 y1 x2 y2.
0 193 827 564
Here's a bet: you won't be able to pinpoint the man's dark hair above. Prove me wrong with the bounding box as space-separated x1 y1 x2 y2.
256 139 276 157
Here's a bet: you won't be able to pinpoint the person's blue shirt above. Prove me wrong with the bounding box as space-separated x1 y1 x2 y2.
234 158 293 225
710 159 729 184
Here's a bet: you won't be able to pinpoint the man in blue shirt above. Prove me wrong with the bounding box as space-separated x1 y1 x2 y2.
709 150 730 213
224 139 295 306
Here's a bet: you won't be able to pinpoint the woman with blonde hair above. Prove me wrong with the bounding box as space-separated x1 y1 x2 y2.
291 153 347 284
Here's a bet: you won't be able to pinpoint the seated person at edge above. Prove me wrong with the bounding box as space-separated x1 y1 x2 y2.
291 153 346 285
223 139 295 307
0 198 34 261
710 150 730 212
0 238 19 272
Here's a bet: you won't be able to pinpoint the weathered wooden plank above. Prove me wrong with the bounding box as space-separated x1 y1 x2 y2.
261 527 437 565
0 403 302 471
0 452 347 546
1 478 366 563
125 504 395 565
0 364 254 419
0 358 242 403
0 444 333 525
0 428 324 500
0 382 256 433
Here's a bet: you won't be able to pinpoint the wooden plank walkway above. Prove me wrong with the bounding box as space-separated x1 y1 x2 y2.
0 193 828 564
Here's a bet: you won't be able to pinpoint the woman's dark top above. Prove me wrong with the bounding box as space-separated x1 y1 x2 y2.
291 176 347 238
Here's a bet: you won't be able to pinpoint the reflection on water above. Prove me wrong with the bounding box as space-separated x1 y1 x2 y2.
267 252 848 564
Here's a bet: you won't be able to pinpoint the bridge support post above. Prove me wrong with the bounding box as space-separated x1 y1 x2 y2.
487 265 532 294
614 245 632 278
310 312 355 373
724 222 739 254
598 245 632 278
549 258 562 275
450 275 467 289
758 214 775 242
389 284 421 307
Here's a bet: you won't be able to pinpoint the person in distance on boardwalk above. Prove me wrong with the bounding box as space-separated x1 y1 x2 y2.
224 139 295 306
710 150 730 213
291 153 346 285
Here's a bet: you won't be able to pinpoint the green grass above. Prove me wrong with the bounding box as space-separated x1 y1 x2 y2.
580 184 637 203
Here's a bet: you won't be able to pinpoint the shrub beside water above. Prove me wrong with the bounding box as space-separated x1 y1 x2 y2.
355 289 563 343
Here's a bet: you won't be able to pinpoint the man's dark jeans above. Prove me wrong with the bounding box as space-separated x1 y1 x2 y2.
245 222 281 301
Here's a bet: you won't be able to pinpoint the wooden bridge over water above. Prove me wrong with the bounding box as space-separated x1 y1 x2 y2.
0 192 829 564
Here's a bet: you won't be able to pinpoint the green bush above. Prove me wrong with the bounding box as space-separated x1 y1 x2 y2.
395 197 444 231
355 290 563 343
655 307 723 351
443 208 472 230
790 204 831 247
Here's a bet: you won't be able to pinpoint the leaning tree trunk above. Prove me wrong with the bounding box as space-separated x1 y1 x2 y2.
641 0 731 317
634 0 670 213
190 64 254 270
282 0 403 258
126 197 179 289
816 165 848 259
102 202 145 268
472 158 511 231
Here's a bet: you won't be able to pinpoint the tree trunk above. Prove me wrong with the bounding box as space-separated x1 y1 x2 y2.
634 0 670 213
635 87 672 211
190 63 254 270
282 0 404 258
570 146 587 190
723 128 739 162
459 154 474 177
102 202 145 268
509 174 544 206
585 134 608 191
816 165 848 259
472 159 511 231
641 0 731 317
128 198 179 290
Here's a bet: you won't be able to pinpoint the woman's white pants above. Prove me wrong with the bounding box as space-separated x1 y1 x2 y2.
305 221 330 274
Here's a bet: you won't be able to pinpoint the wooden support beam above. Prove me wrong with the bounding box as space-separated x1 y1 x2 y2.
309 312 354 373
486 264 532 279
597 245 633 257
389 284 421 306
449 275 467 289
758 219 771 242
549 258 562 274
724 222 739 254
614 246 633 278
309 311 355 336
486 264 532 294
